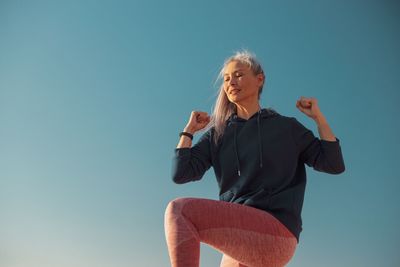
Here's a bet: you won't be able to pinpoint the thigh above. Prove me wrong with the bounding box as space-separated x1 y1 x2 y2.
178 197 297 267
178 197 294 238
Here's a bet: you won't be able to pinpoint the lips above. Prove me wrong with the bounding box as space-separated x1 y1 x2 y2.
230 89 241 94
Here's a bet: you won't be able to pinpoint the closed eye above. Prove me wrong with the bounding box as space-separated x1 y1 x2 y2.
223 72 244 82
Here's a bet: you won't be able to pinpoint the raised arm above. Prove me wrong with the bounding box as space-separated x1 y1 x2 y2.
172 111 212 183
294 97 345 174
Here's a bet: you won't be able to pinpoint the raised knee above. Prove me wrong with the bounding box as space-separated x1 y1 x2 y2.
165 197 191 220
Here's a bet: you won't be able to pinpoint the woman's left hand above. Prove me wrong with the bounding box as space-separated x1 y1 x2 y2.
295 96 323 120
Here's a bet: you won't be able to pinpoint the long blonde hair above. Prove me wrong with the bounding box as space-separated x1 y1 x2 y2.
205 50 266 145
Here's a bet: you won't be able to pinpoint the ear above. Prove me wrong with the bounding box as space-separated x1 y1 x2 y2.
256 73 265 87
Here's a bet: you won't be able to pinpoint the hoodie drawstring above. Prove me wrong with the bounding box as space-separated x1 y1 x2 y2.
257 110 263 169
233 119 241 176
233 109 264 177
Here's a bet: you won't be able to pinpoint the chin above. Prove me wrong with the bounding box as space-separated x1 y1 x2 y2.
228 95 241 102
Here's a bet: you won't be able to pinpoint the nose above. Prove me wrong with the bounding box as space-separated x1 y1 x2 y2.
229 76 237 86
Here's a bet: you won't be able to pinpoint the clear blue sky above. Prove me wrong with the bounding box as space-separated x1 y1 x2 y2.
1 0 399 266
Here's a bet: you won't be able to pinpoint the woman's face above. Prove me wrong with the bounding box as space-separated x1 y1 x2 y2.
223 61 264 104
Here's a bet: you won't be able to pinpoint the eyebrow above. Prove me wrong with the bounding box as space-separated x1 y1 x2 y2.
223 69 245 76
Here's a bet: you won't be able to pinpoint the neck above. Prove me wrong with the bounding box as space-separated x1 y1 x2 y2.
235 102 261 120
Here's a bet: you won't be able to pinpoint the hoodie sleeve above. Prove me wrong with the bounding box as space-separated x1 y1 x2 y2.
290 118 345 174
171 129 212 184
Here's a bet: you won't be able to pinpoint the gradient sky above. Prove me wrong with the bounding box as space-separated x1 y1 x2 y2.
1 0 399 266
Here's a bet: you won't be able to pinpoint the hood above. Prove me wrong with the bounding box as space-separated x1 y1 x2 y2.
228 108 278 176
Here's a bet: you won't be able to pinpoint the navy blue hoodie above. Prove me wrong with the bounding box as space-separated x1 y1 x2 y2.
172 108 345 241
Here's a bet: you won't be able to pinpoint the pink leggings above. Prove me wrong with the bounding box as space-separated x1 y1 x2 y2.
164 197 297 267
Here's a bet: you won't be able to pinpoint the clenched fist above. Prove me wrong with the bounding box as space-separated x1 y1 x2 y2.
184 111 211 134
295 97 323 120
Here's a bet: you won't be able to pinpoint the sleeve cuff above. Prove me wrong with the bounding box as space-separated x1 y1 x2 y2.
320 137 340 143
320 137 341 149
174 148 191 157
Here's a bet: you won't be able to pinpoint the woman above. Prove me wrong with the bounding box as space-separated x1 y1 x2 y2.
165 50 345 267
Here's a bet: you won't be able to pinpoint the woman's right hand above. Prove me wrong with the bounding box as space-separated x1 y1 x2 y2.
184 111 211 134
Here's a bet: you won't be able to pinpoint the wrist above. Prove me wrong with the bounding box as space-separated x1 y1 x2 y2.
183 126 195 134
179 131 193 140
313 113 327 125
